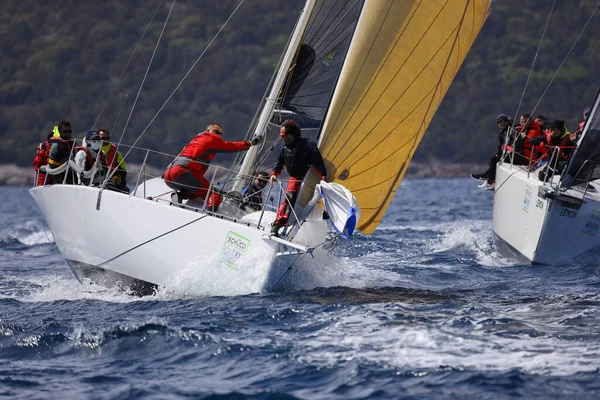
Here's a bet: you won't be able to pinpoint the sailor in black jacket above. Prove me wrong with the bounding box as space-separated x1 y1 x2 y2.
269 119 327 236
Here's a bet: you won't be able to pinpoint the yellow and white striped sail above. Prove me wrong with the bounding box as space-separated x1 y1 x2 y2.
318 0 492 233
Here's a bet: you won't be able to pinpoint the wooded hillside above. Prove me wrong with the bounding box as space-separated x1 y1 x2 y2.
1 0 599 166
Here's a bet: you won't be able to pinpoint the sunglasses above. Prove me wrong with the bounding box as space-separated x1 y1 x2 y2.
62 130 72 134
100 137 110 140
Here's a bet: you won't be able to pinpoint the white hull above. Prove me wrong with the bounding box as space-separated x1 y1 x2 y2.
30 184 329 295
492 162 600 264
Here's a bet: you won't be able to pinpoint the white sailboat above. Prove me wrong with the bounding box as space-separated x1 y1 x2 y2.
30 0 492 295
493 91 600 264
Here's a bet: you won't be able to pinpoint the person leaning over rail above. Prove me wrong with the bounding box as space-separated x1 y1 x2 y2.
164 122 261 211
47 120 77 184
269 119 327 237
241 171 269 211
472 114 518 190
73 130 107 186
98 128 129 193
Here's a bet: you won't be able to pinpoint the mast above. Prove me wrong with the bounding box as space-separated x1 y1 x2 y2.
232 0 318 192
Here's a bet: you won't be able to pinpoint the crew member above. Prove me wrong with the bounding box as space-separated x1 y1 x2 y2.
47 120 76 184
269 119 327 236
510 113 544 166
73 130 107 186
164 122 261 210
472 114 518 190
32 132 54 186
241 171 269 211
534 120 575 181
98 128 129 193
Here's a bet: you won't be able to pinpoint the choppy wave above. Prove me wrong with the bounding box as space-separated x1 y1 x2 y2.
2 182 600 398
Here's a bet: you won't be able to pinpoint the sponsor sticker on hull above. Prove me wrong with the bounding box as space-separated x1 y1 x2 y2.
523 185 533 213
560 208 578 218
221 231 251 269
583 210 600 236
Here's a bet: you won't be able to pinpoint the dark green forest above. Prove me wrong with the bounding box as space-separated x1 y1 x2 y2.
1 0 600 166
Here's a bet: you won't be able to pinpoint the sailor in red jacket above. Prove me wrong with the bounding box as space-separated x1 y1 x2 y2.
164 123 261 208
512 113 544 165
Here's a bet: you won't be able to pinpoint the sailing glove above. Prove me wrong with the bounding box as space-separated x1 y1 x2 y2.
251 136 263 146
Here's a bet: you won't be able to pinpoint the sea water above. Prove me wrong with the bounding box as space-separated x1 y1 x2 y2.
1 180 599 399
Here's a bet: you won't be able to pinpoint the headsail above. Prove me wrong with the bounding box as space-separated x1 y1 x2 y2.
561 89 600 188
317 0 492 233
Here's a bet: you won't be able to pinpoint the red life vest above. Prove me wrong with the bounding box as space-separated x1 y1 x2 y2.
545 129 571 160
105 143 118 169
74 146 107 170
33 140 51 170
521 121 543 160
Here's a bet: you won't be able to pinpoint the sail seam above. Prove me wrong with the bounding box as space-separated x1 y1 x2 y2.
334 1 456 167
324 0 422 152
357 0 477 230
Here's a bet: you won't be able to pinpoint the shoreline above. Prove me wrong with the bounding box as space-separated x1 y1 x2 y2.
0 161 487 187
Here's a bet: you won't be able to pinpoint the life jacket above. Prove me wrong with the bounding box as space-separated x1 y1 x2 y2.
545 128 572 160
33 140 51 170
104 143 118 169
521 121 543 160
74 146 106 171
47 136 73 166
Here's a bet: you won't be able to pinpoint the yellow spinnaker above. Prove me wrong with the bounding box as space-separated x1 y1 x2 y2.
318 0 492 233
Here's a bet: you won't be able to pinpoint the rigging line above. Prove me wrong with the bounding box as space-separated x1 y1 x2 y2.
118 0 246 169
511 0 556 125
229 22 290 181
95 213 209 269
92 0 165 129
254 135 282 168
492 167 523 196
529 0 600 118
103 0 177 187
110 94 129 134
270 232 343 290
271 253 302 290
276 179 309 248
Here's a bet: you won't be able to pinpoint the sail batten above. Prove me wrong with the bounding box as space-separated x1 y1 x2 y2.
317 0 492 233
